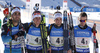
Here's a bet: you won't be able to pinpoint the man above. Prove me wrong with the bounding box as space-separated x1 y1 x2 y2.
74 12 99 53
48 11 71 53
3 8 9 24
1 7 25 53
24 11 44 53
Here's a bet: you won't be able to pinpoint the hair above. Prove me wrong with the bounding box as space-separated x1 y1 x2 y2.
54 11 62 15
32 11 41 15
79 12 87 18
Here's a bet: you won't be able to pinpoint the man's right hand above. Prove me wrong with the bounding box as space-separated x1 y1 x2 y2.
12 35 18 41
14 35 18 39
48 47 51 53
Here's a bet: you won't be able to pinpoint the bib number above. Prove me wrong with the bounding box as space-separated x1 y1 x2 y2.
26 34 42 46
56 38 63 44
50 37 63 47
75 37 90 48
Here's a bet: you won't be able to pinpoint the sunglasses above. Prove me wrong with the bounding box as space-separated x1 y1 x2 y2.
80 20 86 22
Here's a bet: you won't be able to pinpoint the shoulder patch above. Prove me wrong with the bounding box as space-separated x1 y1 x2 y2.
30 26 33 28
75 27 78 29
88 28 91 31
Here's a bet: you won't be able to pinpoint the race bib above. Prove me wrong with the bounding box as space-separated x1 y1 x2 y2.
75 37 90 48
50 36 63 47
26 34 42 46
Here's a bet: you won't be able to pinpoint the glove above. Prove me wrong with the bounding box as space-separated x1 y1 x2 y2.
17 31 25 36
12 31 25 41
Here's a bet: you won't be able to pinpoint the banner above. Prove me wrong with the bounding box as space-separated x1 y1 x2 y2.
70 7 100 12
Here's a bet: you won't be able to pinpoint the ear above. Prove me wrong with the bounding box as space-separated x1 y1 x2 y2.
78 17 80 21
33 19 34 21
54 19 56 22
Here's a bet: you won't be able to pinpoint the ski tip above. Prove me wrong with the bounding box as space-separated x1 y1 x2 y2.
63 11 67 14
70 12 71 15
94 23 96 25
64 10 67 13
68 13 69 16
93 23 96 27
83 6 86 8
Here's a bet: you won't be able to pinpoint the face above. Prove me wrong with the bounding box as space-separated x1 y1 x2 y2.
33 17 41 25
54 17 62 26
11 11 21 22
79 16 87 26
4 14 9 17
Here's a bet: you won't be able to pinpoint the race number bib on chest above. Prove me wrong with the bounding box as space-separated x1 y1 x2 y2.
50 37 63 47
75 37 90 48
26 34 42 46
75 37 91 52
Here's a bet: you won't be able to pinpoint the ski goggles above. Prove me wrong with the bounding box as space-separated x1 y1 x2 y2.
80 20 86 22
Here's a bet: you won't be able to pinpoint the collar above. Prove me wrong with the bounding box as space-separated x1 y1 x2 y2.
78 24 88 29
54 23 63 28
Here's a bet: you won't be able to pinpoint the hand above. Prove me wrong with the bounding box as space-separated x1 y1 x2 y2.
48 47 51 53
17 31 25 36
14 35 18 39
92 23 96 31
67 49 72 53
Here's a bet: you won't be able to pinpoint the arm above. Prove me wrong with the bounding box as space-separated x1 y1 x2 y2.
3 18 5 24
23 23 29 39
47 24 52 53
1 24 12 43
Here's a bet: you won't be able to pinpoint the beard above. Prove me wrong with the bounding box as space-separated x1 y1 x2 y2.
13 19 20 23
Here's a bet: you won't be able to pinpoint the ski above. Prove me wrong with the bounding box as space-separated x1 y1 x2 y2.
93 23 96 53
63 11 69 53
68 12 76 53
7 2 12 53
18 20 26 53
7 19 12 53
40 14 49 53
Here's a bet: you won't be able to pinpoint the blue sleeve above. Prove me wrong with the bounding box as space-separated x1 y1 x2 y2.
23 23 30 39
24 33 26 39
1 24 12 43
1 35 12 43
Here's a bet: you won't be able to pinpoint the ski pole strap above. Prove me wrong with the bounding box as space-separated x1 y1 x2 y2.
49 24 64 35
26 22 32 33
48 24 54 35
